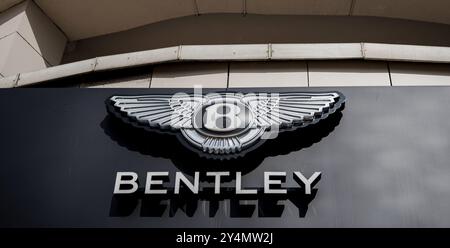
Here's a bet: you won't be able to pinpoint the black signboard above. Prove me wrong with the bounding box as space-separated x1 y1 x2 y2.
1 87 450 244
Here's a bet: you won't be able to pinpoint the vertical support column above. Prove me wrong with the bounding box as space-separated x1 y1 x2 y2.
0 0 67 80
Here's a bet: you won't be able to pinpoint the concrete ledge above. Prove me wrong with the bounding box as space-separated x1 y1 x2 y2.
2 43 450 88
363 43 450 63
0 74 19 88
271 43 363 60
94 46 179 71
17 58 97 87
179 44 270 60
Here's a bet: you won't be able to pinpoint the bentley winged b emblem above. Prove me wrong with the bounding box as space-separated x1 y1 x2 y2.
106 92 345 159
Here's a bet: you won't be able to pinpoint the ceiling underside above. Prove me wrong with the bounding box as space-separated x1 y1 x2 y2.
1 0 450 41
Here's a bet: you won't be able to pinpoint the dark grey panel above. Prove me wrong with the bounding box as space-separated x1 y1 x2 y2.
0 87 450 228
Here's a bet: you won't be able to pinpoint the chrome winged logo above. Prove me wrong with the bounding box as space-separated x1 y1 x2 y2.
106 92 345 158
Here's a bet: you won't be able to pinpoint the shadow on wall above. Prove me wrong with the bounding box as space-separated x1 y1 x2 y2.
109 188 318 218
64 14 450 62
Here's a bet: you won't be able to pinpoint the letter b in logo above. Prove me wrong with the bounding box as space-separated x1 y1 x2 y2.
204 103 245 132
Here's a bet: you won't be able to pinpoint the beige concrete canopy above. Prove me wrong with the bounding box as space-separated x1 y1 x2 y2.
2 0 450 41
1 42 450 88
0 0 22 12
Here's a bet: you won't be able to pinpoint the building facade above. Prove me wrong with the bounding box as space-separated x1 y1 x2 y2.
3 0 450 234
0 0 449 88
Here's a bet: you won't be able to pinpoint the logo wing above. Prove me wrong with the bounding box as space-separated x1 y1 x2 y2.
243 92 345 129
108 94 205 129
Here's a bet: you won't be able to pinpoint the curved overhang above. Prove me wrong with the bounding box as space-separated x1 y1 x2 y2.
2 0 450 41
1 42 449 88
0 0 21 12
62 14 450 63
